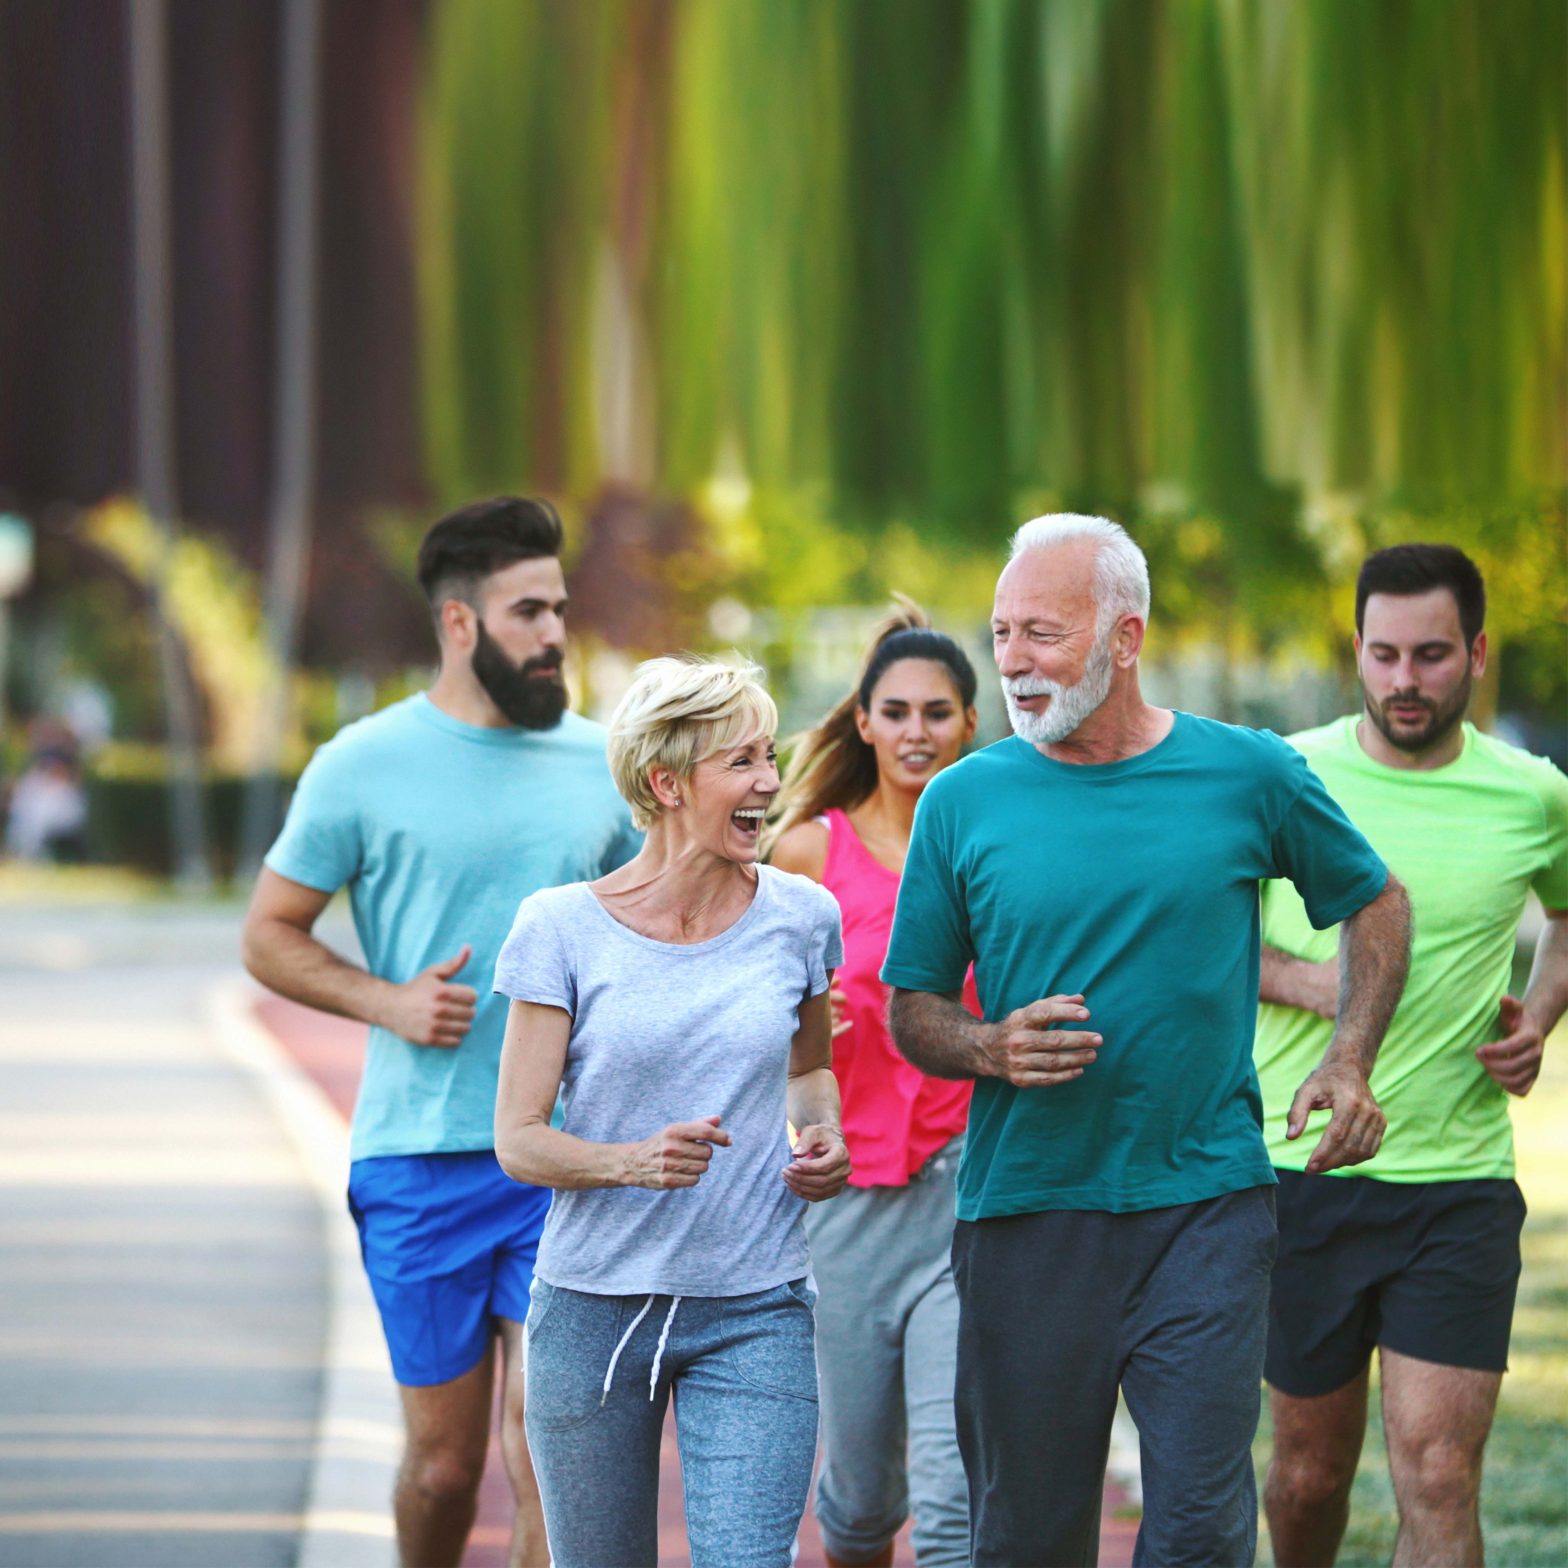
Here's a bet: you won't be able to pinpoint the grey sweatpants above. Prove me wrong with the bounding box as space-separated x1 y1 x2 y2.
804 1137 969 1566
951 1185 1277 1568
524 1280 818 1567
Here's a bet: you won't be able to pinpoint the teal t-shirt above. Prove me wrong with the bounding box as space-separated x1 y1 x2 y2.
265 694 640 1159
881 713 1389 1218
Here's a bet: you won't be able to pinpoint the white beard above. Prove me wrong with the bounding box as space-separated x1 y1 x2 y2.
1002 635 1115 745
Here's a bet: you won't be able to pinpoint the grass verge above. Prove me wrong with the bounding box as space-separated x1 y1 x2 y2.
0 862 169 903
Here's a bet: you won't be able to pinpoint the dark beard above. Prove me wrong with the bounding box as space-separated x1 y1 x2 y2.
472 620 568 730
1365 671 1471 753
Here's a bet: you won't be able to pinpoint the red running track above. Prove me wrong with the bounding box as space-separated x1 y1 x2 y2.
253 995 1136 1567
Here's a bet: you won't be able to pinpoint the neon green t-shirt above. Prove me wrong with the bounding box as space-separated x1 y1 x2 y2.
1256 717 1568 1182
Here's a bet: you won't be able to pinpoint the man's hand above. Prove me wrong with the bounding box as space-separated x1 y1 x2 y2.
783 1124 851 1202
1476 995 1545 1097
382 944 478 1047
981 994 1102 1088
623 1115 733 1190
1285 1059 1387 1173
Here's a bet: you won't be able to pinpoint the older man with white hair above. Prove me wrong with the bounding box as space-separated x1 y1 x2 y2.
882 514 1412 1567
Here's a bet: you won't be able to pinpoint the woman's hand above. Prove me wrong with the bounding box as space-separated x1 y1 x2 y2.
786 990 846 1199
782 1124 851 1202
621 1115 733 1190
828 985 852 1039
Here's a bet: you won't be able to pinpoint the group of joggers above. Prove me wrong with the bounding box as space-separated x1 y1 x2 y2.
243 496 1568 1568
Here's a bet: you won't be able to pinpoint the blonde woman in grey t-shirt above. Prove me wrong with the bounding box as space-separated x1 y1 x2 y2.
493 656 850 1568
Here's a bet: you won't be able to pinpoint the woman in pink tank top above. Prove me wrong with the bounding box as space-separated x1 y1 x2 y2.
770 605 979 1568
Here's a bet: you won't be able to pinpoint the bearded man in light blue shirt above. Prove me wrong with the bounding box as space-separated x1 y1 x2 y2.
243 496 638 1568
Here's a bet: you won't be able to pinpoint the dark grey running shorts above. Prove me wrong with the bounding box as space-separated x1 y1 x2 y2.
1265 1168 1526 1397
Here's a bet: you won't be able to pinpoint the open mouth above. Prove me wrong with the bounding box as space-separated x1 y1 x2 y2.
899 751 936 769
731 808 765 839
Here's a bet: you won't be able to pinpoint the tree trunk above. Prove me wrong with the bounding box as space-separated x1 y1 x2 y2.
128 0 210 890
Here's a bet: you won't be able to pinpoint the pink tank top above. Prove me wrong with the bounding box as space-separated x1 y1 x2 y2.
820 808 976 1186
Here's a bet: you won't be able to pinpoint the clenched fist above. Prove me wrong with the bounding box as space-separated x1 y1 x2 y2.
382 945 478 1048
782 1125 851 1202
981 994 1102 1088
622 1116 733 1190
1475 994 1545 1097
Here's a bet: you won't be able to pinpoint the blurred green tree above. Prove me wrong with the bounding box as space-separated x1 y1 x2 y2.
412 0 1563 717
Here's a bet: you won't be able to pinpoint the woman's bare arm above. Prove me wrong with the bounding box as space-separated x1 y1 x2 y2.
783 987 851 1200
769 820 829 882
494 999 732 1191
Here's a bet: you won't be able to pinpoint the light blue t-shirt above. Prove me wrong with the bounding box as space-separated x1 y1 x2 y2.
494 867 844 1296
265 694 640 1159
881 713 1389 1218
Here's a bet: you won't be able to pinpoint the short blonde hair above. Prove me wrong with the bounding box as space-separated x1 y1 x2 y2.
607 655 779 829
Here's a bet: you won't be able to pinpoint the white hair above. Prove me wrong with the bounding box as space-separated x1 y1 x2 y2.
607 655 778 830
1008 513 1150 635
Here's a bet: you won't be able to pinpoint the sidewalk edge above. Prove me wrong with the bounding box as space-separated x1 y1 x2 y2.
206 977 398 1568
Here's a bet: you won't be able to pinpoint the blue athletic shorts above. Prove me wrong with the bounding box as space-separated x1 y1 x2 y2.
347 1150 552 1387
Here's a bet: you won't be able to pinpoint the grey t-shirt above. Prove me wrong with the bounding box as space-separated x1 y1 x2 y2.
493 865 844 1296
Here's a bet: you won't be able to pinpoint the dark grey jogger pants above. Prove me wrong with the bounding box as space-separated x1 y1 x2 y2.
952 1185 1277 1568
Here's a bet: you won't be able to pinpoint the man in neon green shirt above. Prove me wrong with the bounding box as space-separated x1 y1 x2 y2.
1256 543 1568 1567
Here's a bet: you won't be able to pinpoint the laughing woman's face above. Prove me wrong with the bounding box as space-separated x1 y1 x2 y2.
683 732 780 863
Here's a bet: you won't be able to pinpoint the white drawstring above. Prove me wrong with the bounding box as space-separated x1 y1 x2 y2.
600 1295 653 1407
599 1293 684 1406
649 1297 681 1400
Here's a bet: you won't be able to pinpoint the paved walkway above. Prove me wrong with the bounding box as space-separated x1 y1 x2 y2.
0 895 1137 1567
0 945 334 1566
255 995 1140 1567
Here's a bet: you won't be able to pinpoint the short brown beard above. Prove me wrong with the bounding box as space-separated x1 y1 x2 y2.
1364 670 1471 753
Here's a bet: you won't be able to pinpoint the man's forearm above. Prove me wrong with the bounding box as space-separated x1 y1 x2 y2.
888 989 994 1080
1260 945 1339 1017
242 918 393 1029
1327 874 1411 1072
1521 913 1568 1038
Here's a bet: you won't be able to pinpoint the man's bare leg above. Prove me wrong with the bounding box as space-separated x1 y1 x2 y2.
1264 1369 1369 1567
395 1343 495 1568
498 1319 549 1567
1382 1348 1501 1568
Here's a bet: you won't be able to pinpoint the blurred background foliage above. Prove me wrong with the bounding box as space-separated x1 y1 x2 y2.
0 0 1563 874
416 0 1565 700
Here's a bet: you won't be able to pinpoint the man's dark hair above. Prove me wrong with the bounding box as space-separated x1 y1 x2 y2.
416 496 564 610
1355 543 1486 648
